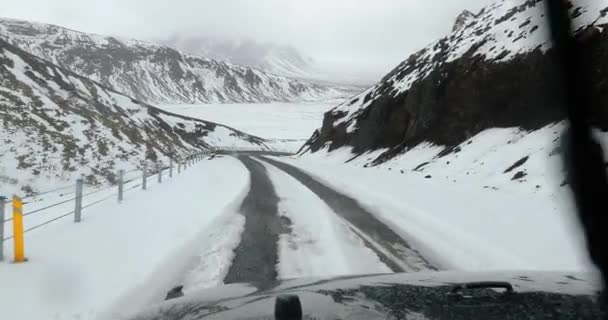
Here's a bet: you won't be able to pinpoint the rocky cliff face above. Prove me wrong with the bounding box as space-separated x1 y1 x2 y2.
0 39 269 195
0 18 348 105
452 10 480 32
305 0 608 165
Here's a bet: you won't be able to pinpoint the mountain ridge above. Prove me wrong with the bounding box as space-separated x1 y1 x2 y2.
304 0 608 165
0 37 271 195
0 17 353 105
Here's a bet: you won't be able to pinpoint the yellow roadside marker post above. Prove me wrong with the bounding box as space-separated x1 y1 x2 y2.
12 195 26 263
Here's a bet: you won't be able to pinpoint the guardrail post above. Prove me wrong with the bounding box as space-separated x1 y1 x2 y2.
12 195 26 262
142 162 148 190
169 158 173 178
74 179 83 223
158 161 163 183
0 196 5 261
118 170 124 203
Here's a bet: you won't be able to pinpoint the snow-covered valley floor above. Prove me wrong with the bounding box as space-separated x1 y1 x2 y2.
159 101 342 141
0 103 596 320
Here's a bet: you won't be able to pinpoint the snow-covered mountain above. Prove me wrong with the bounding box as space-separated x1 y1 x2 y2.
0 18 349 105
160 36 317 80
0 38 272 195
303 0 608 178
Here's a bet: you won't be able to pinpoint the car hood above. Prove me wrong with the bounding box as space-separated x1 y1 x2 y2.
129 270 604 319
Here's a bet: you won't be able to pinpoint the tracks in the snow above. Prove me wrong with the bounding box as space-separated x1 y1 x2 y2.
222 156 290 288
259 156 436 273
224 154 436 288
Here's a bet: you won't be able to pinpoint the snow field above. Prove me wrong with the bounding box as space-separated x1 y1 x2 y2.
268 155 593 272
0 156 249 320
160 102 339 141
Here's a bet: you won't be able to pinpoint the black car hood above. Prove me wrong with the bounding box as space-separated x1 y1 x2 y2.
130 270 604 319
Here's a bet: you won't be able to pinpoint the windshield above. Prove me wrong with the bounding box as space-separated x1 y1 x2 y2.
0 0 606 319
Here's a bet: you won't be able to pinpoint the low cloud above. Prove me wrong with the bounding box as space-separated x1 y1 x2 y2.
1 0 493 77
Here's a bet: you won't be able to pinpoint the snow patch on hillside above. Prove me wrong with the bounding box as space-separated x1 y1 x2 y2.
0 17 352 104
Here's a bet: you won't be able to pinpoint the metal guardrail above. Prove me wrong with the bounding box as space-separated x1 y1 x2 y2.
0 151 209 262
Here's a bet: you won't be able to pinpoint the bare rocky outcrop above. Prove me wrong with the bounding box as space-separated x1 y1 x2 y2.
304 0 608 165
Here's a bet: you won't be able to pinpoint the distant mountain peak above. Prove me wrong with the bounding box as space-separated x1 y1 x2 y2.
452 9 483 32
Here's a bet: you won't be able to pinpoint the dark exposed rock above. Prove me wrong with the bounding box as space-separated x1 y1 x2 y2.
504 156 530 173
165 286 184 300
511 171 527 180
305 0 608 167
453 10 481 32
413 162 430 172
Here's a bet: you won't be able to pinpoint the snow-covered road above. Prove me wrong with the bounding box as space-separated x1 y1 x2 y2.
1 150 586 320
180 154 437 293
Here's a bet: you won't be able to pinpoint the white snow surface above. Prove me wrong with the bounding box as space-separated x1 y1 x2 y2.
282 122 598 271
269 153 592 272
159 101 345 153
0 157 249 320
160 101 341 140
259 160 391 279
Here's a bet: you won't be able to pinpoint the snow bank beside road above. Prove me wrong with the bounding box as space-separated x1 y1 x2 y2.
0 156 249 320
268 156 593 272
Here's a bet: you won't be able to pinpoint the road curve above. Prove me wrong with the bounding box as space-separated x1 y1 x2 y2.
258 156 437 272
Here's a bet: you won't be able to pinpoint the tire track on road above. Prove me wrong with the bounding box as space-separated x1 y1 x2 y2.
258 156 437 272
223 156 290 289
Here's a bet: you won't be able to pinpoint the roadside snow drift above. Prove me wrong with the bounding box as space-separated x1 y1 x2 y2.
269 154 593 272
0 156 249 320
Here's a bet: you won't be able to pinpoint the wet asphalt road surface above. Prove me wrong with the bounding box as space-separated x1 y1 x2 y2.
223 154 436 288
222 156 290 288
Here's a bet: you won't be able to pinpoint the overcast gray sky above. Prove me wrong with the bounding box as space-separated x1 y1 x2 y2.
0 0 494 78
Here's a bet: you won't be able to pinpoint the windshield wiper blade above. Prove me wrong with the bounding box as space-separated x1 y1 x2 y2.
545 0 608 299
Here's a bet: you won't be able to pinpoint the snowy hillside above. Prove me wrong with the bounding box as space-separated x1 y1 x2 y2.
0 18 350 104
0 39 271 195
304 0 608 173
160 36 317 80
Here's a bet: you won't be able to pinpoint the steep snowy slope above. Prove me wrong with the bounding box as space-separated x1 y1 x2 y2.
0 39 270 195
0 18 348 104
305 0 608 167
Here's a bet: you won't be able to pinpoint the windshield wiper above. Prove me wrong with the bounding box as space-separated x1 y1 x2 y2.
546 0 608 302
